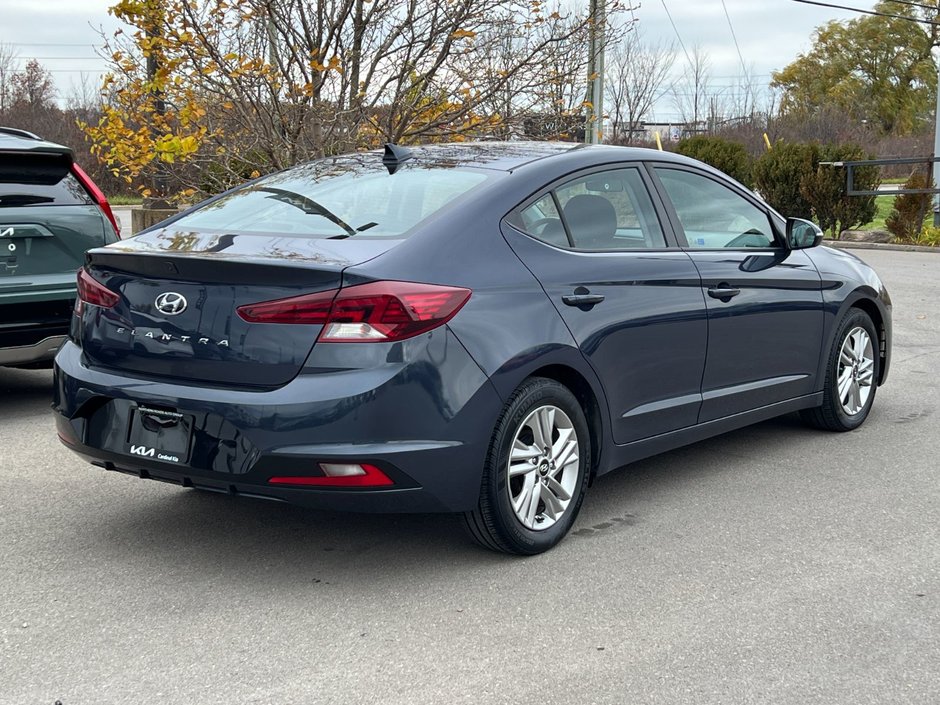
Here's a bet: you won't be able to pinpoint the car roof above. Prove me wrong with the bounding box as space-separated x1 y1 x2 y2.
367 141 707 172
0 127 73 158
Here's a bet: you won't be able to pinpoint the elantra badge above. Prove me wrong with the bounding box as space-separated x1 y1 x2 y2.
155 292 188 315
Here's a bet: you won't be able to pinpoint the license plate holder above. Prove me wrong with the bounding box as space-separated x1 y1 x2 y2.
126 405 193 464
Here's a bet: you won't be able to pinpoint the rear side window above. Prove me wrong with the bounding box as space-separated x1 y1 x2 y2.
0 154 92 207
517 167 666 250
518 194 568 247
171 161 493 239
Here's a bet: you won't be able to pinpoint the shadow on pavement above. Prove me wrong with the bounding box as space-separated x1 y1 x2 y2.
92 487 499 587
73 413 813 586
581 412 810 517
0 366 54 414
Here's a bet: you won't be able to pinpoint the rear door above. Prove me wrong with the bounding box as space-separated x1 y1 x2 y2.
649 164 824 422
504 165 708 445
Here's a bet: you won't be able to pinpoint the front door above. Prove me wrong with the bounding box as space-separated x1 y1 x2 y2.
503 165 708 444
650 165 824 423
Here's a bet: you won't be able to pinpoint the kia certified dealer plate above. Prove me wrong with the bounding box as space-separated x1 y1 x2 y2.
126 406 193 464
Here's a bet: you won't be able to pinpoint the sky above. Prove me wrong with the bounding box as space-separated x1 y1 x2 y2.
0 0 865 120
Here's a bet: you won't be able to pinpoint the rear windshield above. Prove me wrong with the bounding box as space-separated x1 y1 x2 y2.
0 154 92 207
171 158 494 239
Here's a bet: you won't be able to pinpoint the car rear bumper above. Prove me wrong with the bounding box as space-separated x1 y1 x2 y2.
56 435 470 513
52 332 501 513
0 334 66 366
0 296 73 366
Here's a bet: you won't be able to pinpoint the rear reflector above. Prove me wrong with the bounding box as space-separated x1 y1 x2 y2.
268 463 394 487
237 280 471 343
71 163 121 238
77 268 119 309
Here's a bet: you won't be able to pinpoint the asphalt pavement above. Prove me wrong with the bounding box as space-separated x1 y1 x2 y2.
1 248 937 704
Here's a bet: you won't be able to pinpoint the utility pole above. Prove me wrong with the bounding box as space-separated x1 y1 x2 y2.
145 0 170 210
584 0 606 144
132 0 176 234
933 56 940 226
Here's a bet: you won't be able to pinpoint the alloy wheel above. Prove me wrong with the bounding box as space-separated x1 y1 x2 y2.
838 326 875 416
507 405 580 531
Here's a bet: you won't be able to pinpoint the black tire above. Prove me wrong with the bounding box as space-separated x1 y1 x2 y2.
463 377 591 555
801 307 880 432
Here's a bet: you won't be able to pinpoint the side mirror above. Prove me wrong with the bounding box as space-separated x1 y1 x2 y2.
786 218 824 250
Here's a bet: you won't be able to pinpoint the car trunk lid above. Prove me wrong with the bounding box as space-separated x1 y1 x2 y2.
78 230 397 388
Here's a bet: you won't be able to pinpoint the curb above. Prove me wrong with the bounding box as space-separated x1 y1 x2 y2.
824 240 940 254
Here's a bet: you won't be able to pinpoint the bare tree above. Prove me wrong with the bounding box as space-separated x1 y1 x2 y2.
605 31 676 143
672 45 711 129
456 5 601 140
3 59 59 138
0 42 19 115
722 62 761 121
92 0 627 195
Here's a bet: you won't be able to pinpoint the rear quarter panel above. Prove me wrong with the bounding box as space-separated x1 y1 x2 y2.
349 169 617 473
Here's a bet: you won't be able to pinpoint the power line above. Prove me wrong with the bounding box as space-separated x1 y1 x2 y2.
881 0 940 12
719 0 754 107
789 0 940 25
659 0 694 70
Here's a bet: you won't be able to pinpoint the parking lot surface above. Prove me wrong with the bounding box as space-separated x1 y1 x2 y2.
1 248 937 704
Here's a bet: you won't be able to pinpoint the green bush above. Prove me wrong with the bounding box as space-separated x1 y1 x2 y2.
800 143 879 238
886 172 933 242
752 142 817 220
675 136 753 188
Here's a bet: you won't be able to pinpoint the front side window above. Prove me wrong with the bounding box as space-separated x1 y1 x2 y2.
518 167 666 250
171 160 493 239
654 167 776 249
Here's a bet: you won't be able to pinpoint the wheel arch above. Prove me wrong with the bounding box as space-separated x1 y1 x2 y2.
526 364 606 485
844 291 889 386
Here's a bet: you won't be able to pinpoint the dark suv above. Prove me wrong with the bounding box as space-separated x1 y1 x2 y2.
0 127 120 368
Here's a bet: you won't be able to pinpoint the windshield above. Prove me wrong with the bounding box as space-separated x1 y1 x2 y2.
172 158 494 239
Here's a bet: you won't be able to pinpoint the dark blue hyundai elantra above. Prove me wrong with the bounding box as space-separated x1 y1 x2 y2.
53 142 892 554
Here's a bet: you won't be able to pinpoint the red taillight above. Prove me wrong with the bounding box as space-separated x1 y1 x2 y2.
236 281 471 343
268 463 394 487
236 289 336 324
77 268 119 309
71 163 120 239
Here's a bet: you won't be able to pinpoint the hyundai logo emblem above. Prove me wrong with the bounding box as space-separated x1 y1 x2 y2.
154 292 188 316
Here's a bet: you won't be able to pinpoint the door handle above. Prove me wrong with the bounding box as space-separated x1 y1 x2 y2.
562 291 605 307
707 285 741 301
